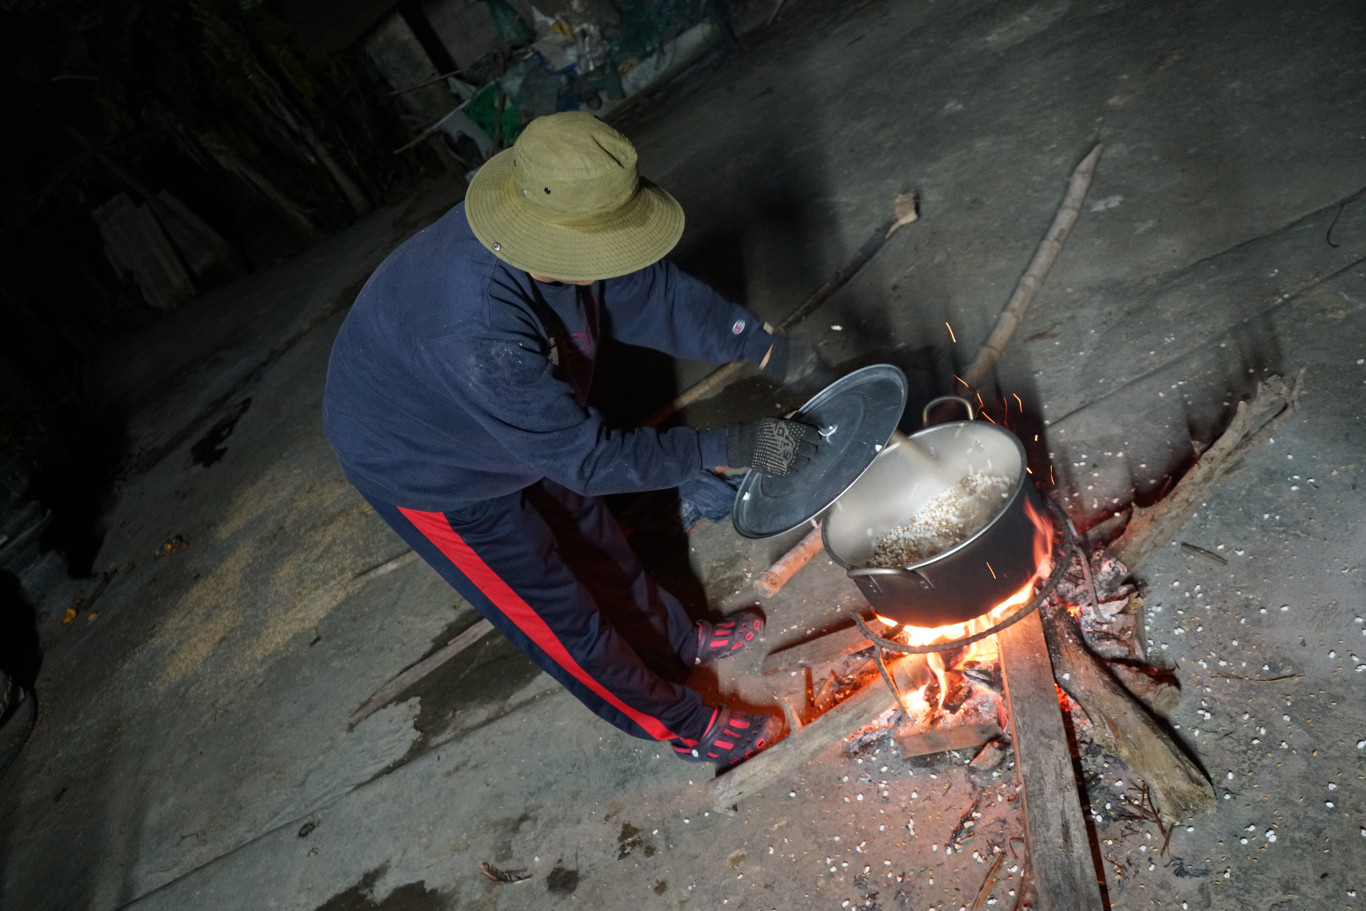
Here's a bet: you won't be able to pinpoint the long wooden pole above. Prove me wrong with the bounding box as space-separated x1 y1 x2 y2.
960 143 1103 390
645 215 899 426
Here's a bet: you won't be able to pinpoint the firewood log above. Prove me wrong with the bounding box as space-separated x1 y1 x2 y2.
1113 372 1301 571
1040 602 1215 827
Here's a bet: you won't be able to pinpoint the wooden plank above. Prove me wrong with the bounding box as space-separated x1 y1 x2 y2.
997 609 1105 911
712 655 924 808
891 698 1002 759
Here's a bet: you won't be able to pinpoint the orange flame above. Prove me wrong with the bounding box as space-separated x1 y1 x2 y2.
876 495 1055 711
927 650 948 704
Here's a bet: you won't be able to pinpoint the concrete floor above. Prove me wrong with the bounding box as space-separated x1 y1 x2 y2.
3 0 1365 909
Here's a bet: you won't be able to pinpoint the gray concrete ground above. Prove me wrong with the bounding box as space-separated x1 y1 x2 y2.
2 1 1364 909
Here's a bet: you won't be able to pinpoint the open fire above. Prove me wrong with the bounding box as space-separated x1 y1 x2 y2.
875 495 1056 715
842 498 1164 768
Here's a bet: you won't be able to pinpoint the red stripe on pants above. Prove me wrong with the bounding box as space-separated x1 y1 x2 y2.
397 505 682 742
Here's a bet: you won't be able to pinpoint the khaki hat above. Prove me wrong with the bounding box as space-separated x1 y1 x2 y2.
465 112 685 281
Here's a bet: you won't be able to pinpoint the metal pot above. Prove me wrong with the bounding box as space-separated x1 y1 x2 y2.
820 398 1047 628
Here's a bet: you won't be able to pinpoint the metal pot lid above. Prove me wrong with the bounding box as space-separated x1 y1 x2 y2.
732 364 908 538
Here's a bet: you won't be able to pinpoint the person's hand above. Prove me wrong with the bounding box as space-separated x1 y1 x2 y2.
723 418 820 477
761 336 840 393
678 469 742 529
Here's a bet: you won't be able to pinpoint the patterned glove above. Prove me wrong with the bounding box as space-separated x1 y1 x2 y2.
724 418 821 477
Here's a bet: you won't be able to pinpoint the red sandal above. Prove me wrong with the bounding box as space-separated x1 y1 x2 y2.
672 707 783 767
692 610 764 665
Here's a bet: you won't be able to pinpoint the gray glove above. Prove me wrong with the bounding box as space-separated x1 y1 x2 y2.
724 418 820 477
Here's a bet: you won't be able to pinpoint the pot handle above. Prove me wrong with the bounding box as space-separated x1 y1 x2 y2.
847 566 935 590
921 395 974 426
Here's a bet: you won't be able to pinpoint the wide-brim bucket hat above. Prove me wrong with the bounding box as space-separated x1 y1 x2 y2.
465 112 684 282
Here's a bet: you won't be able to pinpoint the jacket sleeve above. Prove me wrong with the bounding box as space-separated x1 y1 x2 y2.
602 260 774 366
416 307 729 497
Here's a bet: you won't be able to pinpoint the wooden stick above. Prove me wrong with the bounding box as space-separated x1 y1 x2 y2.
772 218 900 336
761 616 885 676
387 66 470 96
754 526 825 597
996 607 1106 910
960 144 1103 390
645 362 748 426
712 655 923 807
77 569 117 615
969 853 1006 911
645 215 899 426
349 619 495 726
1040 602 1215 827
1114 371 1301 571
350 549 419 583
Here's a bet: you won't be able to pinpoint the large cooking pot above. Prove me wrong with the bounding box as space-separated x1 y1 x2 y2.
820 398 1048 628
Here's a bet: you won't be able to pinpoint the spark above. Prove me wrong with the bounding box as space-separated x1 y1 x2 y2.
954 374 969 388
946 322 957 342
986 561 997 579
1014 393 1023 410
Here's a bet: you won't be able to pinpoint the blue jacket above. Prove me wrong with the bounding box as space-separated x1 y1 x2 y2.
323 202 773 510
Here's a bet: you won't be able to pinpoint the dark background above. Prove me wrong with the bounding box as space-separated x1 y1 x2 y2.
0 0 728 576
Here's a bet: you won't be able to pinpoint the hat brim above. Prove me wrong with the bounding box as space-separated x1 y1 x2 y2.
465 146 685 282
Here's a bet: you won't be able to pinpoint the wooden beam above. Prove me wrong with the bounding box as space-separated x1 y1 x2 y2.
1107 663 1181 717
712 655 924 808
997 608 1106 911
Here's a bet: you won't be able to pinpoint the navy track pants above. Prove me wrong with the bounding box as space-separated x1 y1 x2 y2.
366 481 716 744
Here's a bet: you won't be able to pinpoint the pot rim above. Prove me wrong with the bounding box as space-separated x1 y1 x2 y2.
821 420 1030 573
